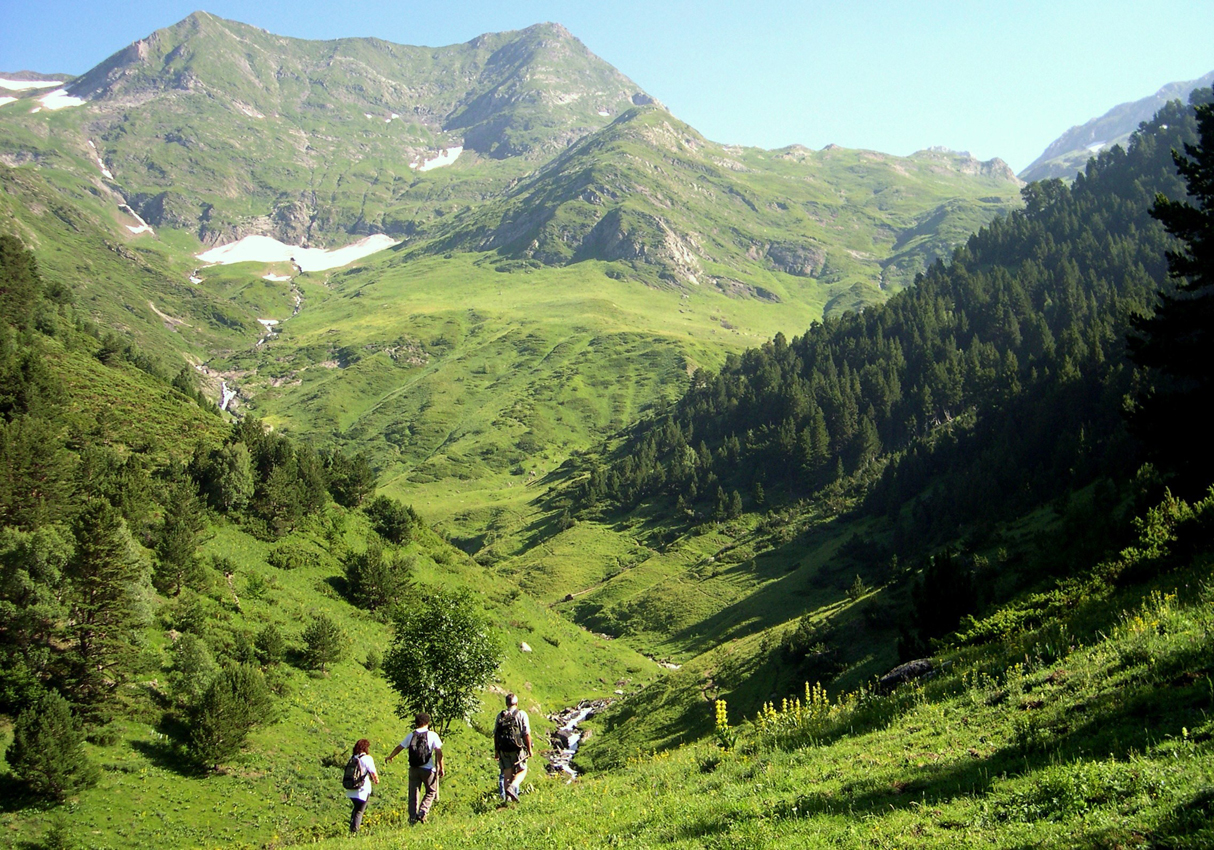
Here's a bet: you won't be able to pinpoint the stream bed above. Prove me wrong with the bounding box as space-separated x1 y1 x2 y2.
545 698 613 779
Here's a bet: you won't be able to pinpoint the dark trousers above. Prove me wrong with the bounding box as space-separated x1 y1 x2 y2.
349 797 368 833
408 766 438 822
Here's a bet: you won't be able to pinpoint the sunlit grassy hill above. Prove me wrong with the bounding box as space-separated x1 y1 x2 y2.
298 496 1214 849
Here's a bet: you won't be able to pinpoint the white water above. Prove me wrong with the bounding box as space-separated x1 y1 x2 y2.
219 381 238 411
546 699 612 780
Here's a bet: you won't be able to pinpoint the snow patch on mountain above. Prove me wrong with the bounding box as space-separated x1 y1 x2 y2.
196 234 398 272
0 78 60 90
38 89 85 110
120 204 154 235
413 147 463 171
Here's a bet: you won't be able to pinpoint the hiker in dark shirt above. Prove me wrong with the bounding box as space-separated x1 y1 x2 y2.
386 712 444 824
494 693 533 803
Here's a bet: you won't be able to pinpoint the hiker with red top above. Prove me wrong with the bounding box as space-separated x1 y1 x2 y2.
341 738 379 834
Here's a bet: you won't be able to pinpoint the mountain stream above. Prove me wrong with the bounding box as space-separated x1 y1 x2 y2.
546 698 613 779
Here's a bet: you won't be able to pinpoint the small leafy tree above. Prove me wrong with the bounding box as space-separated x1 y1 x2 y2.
300 614 346 673
382 588 502 734
187 663 274 770
6 689 99 800
168 634 218 707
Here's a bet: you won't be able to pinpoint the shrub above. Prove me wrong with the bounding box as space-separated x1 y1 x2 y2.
300 614 346 673
6 689 99 801
363 649 381 672
187 663 274 769
266 540 320 571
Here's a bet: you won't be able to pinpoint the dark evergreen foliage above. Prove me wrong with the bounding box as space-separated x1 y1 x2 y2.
253 623 286 665
324 448 376 508
5 688 100 801
186 663 274 769
363 495 419 544
153 476 207 596
1129 91 1214 495
62 499 149 711
566 95 1207 553
344 539 415 612
300 614 346 673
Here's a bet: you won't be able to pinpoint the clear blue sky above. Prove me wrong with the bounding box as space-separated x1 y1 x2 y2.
2 0 1212 171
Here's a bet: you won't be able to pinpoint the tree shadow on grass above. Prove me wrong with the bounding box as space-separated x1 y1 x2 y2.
128 715 205 777
0 772 51 814
1143 785 1214 848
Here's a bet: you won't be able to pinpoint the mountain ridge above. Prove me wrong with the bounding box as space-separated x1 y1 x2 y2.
1020 68 1214 181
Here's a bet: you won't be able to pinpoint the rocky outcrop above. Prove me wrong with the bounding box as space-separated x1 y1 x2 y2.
765 241 826 277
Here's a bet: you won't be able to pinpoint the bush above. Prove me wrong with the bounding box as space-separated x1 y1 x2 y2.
187 663 274 770
300 614 346 673
363 496 418 544
6 689 99 801
266 540 320 571
254 623 286 665
363 649 381 672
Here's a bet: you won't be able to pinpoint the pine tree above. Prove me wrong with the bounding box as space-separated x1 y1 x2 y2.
1130 93 1214 493
254 624 286 665
187 663 274 770
6 688 99 800
301 614 346 673
62 499 149 710
153 480 206 596
344 540 414 612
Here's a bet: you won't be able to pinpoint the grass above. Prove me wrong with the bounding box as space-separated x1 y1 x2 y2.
209 553 1210 850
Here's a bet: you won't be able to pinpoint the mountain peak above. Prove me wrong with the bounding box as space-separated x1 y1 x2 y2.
1021 68 1214 182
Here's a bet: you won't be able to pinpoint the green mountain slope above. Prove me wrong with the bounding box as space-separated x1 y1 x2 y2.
506 92 1211 765
2 12 652 247
0 235 653 849
415 107 1020 300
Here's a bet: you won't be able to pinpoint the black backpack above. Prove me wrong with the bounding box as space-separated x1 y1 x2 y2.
407 731 432 767
342 754 368 790
494 709 525 753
